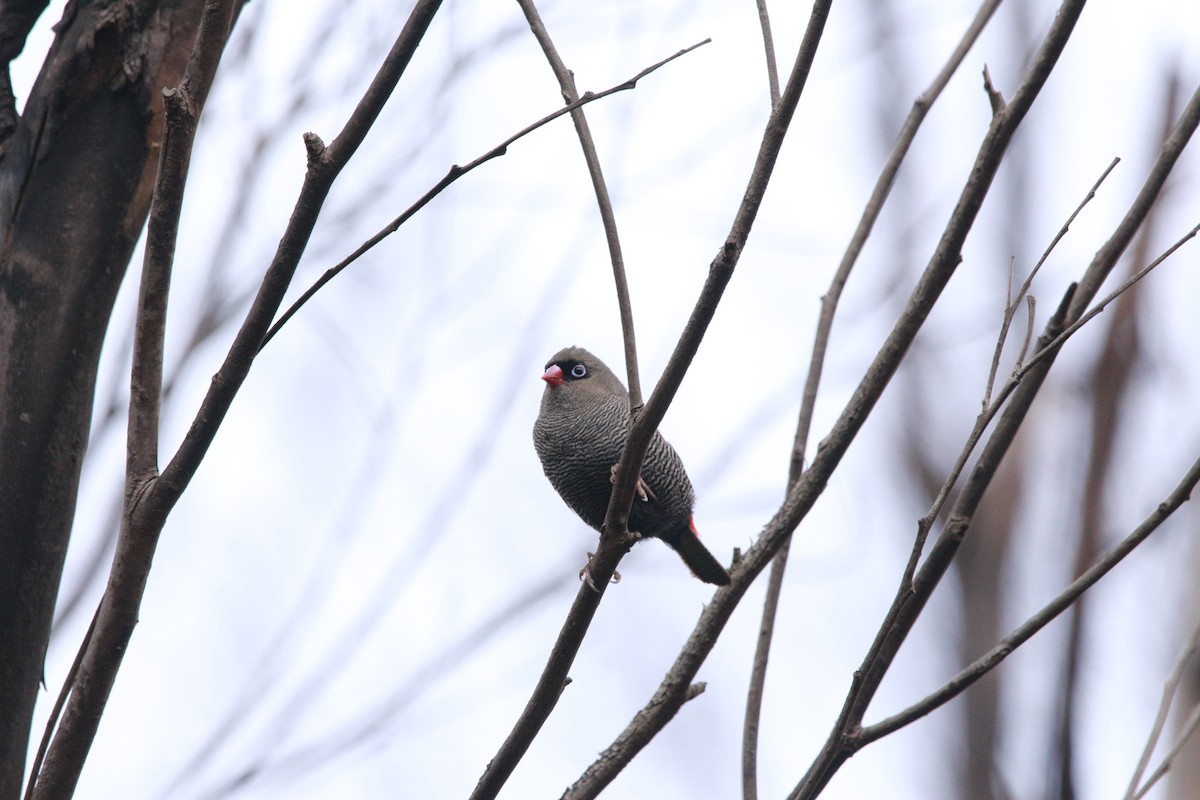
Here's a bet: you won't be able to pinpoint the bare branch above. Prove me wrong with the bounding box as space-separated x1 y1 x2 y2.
901 159 1122 603
1015 294 1035 368
571 0 1087 789
754 0 780 108
785 0 1094 790
564 3 838 796
28 2 443 797
1131 704 1200 800
128 0 241 479
742 536 789 800
858 453 1200 742
1125 615 1200 800
27 0 241 795
470 4 840 798
259 38 712 352
983 156 1119 407
604 0 833 575
516 0 642 404
22 607 97 800
1023 219 1200 376
796 73 1200 799
1053 78 1182 790
1067 81 1200 320
982 64 1005 114
886 210 1198 691
458 44 717 800
158 0 443 495
742 0 1006 791
804 208 1200 785
468 564 630 800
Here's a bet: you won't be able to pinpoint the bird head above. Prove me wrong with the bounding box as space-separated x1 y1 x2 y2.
540 347 627 400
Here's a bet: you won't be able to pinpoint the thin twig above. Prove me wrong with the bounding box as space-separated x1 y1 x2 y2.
741 536 790 800
907 158 1121 590
905 213 1198 610
22 607 98 800
1124 614 1200 800
1054 82 1178 791
858 453 1200 742
1022 220 1200 377
1132 704 1200 800
1014 294 1035 368
1066 79 1200 323
754 0 781 107
516 0 642 404
1014 156 1120 311
740 0 1008 792
259 38 711 353
983 157 1119 407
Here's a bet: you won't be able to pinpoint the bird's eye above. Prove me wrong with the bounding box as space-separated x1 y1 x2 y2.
570 364 587 378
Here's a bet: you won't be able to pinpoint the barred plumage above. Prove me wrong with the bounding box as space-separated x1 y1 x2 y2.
532 346 730 585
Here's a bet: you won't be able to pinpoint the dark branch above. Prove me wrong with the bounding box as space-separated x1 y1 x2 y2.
0 0 49 143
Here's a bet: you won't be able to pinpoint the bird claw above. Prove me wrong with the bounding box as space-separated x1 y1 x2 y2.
610 463 657 502
579 552 621 591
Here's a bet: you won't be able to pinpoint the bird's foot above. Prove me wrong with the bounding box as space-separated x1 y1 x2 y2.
579 552 621 592
609 463 657 502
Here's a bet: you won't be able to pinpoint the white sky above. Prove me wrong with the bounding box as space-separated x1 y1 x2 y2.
16 0 1200 798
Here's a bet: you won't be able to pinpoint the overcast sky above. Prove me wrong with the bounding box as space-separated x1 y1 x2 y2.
18 0 1200 797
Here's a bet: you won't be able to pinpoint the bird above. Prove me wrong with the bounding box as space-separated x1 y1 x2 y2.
532 346 731 586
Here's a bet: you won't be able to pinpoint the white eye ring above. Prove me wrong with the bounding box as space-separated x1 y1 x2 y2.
571 364 587 378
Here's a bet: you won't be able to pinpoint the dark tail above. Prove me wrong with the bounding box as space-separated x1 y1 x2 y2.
667 518 730 586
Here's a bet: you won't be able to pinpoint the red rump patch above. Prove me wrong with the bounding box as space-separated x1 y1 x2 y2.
689 516 700 536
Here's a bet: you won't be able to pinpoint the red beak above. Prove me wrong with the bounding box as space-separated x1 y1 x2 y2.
541 364 564 387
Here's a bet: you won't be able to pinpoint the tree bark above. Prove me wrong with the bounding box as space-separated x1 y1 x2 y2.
0 2 206 796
